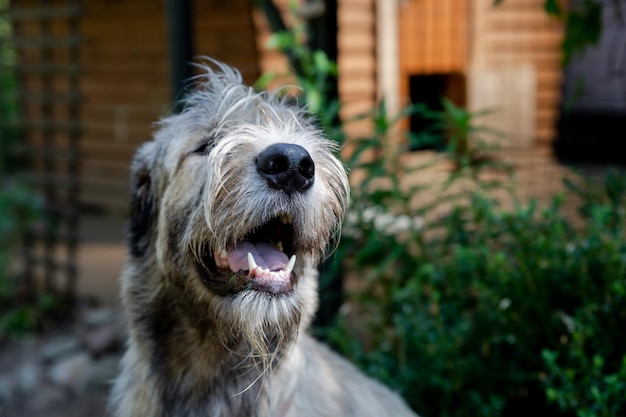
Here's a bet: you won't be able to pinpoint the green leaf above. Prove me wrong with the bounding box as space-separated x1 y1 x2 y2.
562 0 603 64
544 0 562 17
254 71 276 90
305 88 322 114
265 32 296 51
313 50 331 74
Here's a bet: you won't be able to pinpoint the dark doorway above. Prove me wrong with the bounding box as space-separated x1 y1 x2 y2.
409 73 466 151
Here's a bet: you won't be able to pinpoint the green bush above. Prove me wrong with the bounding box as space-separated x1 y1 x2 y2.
260 12 626 416
329 115 626 417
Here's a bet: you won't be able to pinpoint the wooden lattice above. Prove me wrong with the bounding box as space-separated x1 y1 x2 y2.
1 0 81 300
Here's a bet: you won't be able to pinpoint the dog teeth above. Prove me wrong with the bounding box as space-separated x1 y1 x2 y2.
285 255 296 275
247 252 258 272
247 252 296 278
276 241 283 251
279 214 290 224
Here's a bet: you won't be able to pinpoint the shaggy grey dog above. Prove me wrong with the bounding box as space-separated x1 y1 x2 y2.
109 61 418 417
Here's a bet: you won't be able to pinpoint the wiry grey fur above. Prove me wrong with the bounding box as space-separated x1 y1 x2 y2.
109 60 418 417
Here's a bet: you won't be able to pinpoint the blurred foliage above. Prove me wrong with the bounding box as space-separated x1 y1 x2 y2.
406 98 512 176
256 14 342 144
332 136 626 417
0 180 52 339
261 5 626 416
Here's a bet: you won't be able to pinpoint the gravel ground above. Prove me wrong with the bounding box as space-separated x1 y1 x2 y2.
0 306 123 417
2 389 109 417
0 215 127 417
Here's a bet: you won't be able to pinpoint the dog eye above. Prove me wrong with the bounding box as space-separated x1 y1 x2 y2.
192 137 214 155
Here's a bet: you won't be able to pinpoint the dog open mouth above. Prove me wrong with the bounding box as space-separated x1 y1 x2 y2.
198 215 297 296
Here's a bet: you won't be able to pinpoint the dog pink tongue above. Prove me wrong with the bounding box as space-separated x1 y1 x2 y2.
227 242 289 272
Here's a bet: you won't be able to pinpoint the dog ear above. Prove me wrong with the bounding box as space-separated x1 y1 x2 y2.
128 142 157 258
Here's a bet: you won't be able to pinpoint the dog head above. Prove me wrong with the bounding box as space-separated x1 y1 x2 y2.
125 61 349 354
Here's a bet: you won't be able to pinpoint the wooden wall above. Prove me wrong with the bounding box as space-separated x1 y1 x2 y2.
15 0 377 214
396 0 563 147
469 0 564 145
79 1 167 213
337 0 377 136
13 0 564 213
79 0 259 213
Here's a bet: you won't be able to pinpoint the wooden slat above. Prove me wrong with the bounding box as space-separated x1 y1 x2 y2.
13 144 79 160
80 177 130 213
1 118 81 132
338 8 374 26
485 31 563 51
3 5 81 21
339 78 376 99
338 32 374 51
10 35 81 49
0 91 81 104
0 63 81 75
26 171 80 189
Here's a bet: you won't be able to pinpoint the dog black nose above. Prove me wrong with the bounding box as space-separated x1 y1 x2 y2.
256 143 315 194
